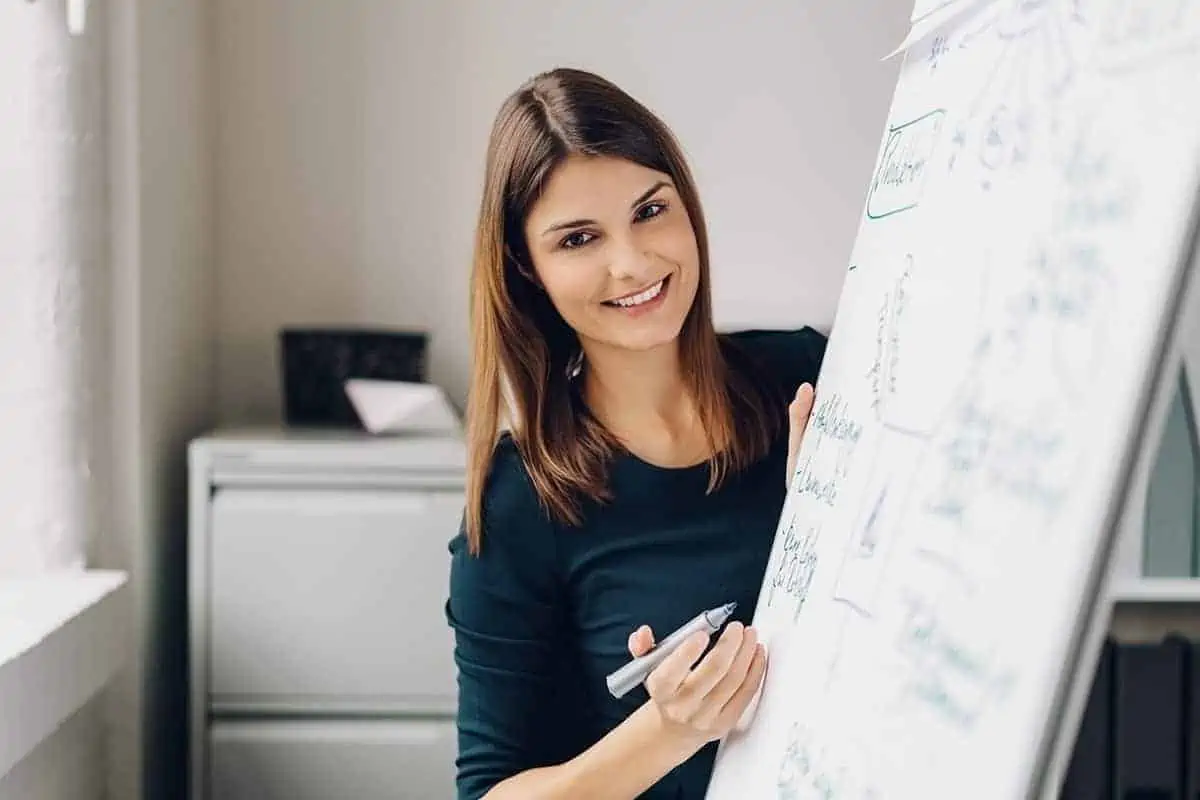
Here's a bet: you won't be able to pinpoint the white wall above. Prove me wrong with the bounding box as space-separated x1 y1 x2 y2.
107 0 215 798
0 706 106 800
213 0 910 422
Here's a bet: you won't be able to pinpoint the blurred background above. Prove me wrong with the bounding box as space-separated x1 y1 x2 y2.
0 2 908 798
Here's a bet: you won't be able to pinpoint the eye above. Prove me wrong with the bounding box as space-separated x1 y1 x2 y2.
635 201 668 221
559 230 596 250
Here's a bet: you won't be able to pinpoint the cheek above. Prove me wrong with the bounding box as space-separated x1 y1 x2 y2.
534 259 600 319
658 216 701 277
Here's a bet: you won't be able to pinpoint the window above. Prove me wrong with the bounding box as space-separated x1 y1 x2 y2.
0 0 105 576
1144 366 1200 577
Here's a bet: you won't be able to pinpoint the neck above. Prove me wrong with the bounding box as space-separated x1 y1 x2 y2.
581 337 698 445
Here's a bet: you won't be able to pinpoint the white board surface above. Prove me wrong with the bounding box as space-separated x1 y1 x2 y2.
706 3 1200 799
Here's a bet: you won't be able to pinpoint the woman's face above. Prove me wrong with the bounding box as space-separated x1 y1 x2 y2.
522 154 700 357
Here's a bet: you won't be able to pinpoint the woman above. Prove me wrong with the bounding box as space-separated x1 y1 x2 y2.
446 66 827 799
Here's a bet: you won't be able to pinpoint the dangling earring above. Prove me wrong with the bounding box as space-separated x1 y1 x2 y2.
566 349 584 379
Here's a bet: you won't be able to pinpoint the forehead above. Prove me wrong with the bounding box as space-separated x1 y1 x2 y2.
527 154 671 225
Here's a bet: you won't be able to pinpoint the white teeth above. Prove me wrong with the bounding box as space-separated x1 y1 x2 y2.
612 279 665 308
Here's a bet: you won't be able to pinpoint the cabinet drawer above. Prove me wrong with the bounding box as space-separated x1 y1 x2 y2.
209 488 461 707
209 718 456 800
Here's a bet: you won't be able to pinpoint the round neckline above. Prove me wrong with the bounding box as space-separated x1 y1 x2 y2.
618 446 713 475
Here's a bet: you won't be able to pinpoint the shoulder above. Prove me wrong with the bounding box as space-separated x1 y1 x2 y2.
448 434 557 576
479 434 550 539
720 326 829 397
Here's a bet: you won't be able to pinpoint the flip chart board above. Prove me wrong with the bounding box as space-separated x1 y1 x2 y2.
706 3 1200 798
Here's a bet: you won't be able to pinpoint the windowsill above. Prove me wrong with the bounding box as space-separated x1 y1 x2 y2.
0 570 129 778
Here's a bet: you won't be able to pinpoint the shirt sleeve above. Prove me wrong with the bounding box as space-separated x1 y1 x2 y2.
444 442 567 800
777 325 828 396
725 326 829 399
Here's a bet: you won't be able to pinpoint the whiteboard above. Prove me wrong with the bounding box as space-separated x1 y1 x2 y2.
706 2 1200 799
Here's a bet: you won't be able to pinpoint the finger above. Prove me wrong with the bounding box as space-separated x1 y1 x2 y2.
628 625 656 658
692 627 759 726
674 622 747 709
789 383 815 438
731 644 771 732
645 630 710 699
715 643 768 730
786 383 815 482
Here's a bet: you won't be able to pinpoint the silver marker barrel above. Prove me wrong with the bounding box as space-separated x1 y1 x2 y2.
605 602 738 699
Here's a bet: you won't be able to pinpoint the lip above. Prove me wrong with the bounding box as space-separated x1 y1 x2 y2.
602 274 671 317
605 276 669 305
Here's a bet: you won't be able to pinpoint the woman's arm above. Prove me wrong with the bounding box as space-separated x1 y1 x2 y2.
483 621 766 800
448 442 765 800
481 701 699 800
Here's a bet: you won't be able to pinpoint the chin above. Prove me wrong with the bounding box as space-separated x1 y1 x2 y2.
601 313 689 354
619 330 683 353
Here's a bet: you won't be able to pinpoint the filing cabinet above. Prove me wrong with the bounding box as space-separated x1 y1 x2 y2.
188 428 465 800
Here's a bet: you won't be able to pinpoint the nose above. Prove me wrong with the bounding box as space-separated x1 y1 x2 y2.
607 233 656 284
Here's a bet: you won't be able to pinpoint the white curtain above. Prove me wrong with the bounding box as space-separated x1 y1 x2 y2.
0 1 109 576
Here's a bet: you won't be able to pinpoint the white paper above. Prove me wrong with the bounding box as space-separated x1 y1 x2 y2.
706 2 1200 798
343 379 460 434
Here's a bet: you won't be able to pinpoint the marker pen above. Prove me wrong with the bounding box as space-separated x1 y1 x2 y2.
605 602 738 699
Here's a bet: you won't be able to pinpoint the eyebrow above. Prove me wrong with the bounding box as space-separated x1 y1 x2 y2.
541 180 673 236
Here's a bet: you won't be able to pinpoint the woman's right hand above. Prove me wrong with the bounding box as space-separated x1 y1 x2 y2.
626 621 767 752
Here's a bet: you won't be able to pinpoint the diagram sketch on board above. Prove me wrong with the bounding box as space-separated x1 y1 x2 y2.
705 1 1200 798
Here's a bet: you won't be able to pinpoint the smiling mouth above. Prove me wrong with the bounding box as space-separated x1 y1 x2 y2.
603 276 670 309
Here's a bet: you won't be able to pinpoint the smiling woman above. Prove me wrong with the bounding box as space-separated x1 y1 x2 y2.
445 67 827 800
464 69 792 535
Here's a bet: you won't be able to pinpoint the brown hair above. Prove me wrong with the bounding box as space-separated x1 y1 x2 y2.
464 67 782 554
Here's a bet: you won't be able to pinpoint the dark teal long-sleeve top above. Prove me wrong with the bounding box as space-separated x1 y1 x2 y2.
445 328 827 799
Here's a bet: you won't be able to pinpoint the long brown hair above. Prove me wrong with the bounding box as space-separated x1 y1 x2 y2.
465 67 782 554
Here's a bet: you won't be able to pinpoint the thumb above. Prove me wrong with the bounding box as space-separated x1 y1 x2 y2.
787 383 816 483
628 625 656 657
